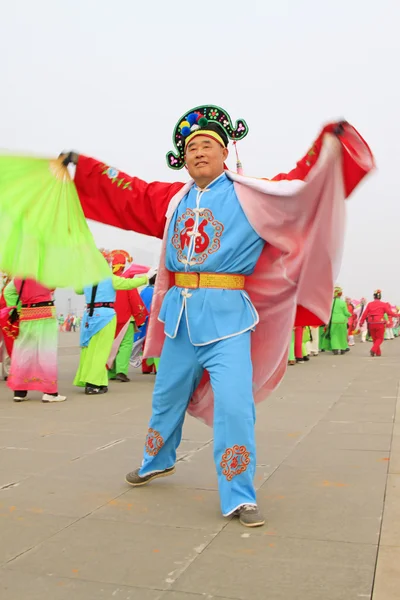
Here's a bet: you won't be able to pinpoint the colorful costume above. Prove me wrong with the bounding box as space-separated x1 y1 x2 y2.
384 307 396 340
140 282 159 374
393 309 400 337
288 330 296 365
318 324 326 351
360 290 399 356
322 287 351 354
294 326 308 363
74 274 147 393
58 314 65 331
302 326 311 359
0 275 12 364
4 278 63 401
346 298 357 346
306 326 319 356
73 105 373 516
0 274 12 379
107 250 148 381
354 298 368 342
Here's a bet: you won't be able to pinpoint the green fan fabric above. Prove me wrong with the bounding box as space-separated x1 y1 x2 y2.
0 155 110 289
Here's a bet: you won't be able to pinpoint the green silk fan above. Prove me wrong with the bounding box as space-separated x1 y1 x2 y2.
0 155 110 289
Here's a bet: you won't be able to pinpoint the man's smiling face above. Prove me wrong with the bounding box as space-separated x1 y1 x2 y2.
184 135 228 188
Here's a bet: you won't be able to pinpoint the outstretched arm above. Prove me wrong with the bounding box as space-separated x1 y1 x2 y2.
359 305 370 326
385 303 399 319
272 122 374 198
112 274 148 291
74 156 185 239
128 289 148 328
3 281 19 307
343 305 352 318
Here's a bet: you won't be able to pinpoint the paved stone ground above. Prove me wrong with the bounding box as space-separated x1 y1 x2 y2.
0 332 399 600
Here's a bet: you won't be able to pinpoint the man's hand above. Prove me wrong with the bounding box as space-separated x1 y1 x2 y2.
59 151 79 166
147 267 158 285
333 121 348 136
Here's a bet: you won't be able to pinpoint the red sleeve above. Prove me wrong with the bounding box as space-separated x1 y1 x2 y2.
272 123 374 198
74 156 185 239
385 303 398 318
128 289 148 328
359 305 369 325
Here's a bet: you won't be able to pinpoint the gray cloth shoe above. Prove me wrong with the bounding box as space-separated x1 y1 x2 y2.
237 505 266 527
125 466 175 487
115 373 130 382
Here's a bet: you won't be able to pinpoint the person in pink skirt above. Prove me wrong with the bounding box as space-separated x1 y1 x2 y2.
3 278 66 402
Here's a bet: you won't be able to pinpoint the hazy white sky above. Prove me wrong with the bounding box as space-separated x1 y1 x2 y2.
1 0 399 303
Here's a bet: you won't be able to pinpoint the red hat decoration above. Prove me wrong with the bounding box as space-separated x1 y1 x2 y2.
109 249 133 274
167 104 249 170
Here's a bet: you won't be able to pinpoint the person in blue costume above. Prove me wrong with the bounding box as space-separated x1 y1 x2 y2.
65 104 373 528
125 117 265 527
74 271 148 395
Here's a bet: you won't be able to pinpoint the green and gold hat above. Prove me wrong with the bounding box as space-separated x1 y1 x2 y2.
166 104 249 170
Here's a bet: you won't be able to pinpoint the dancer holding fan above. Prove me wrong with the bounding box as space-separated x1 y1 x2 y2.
0 105 374 526
62 106 374 526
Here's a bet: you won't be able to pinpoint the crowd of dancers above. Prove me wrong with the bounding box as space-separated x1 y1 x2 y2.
58 314 81 332
0 250 155 402
0 258 397 406
290 286 399 365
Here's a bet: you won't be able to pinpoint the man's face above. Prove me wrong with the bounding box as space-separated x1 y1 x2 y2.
184 135 228 183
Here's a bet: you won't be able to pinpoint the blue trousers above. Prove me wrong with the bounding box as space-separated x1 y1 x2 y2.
139 317 257 516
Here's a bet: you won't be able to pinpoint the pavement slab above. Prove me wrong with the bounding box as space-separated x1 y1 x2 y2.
0 508 74 565
6 518 214 591
0 332 399 599
0 569 165 600
172 532 377 600
237 464 386 544
372 546 400 600
90 486 226 532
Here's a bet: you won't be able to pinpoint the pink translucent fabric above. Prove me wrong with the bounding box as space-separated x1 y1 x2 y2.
144 135 372 426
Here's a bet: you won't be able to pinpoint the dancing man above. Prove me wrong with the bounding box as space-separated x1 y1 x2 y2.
63 105 373 526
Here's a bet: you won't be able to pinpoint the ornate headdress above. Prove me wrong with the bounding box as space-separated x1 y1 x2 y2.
109 249 133 275
166 105 249 170
334 286 343 298
374 288 382 299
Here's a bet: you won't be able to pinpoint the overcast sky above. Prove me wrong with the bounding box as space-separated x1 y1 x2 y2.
1 0 399 304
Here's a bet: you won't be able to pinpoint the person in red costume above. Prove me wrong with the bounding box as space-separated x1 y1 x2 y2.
346 297 357 347
3 278 66 402
107 250 148 382
294 326 309 363
0 273 12 380
359 290 399 357
61 107 373 528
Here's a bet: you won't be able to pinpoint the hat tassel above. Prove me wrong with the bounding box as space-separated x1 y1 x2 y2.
233 141 244 175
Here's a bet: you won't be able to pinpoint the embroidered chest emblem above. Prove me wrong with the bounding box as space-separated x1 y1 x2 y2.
172 208 224 265
220 445 250 481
